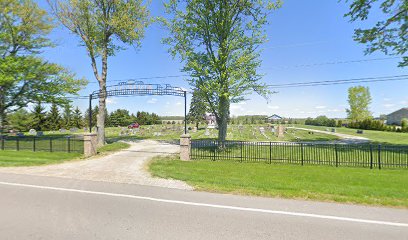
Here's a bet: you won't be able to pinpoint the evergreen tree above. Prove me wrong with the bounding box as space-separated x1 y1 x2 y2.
7 109 33 132
72 107 83 128
62 103 73 128
46 103 62 130
187 90 207 129
31 101 46 131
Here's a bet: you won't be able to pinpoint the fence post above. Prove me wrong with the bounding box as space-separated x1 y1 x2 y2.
213 141 216 161
50 138 53 152
33 137 36 152
378 144 381 170
67 137 71 153
240 141 243 163
301 143 304 166
269 142 272 164
369 144 373 169
84 133 98 157
335 144 339 167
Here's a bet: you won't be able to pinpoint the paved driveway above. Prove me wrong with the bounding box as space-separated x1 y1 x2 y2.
0 140 192 190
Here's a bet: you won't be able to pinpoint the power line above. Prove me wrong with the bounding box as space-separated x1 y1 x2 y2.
267 75 408 88
86 56 401 84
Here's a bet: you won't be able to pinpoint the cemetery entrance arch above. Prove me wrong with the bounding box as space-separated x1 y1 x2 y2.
88 81 188 134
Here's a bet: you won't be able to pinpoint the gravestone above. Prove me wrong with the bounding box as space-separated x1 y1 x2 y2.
192 127 197 133
70 127 78 133
277 125 285 138
16 132 24 137
204 128 210 136
59 128 66 133
36 131 43 137
29 129 37 136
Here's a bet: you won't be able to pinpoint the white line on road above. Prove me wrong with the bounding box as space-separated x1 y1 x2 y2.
0 181 407 228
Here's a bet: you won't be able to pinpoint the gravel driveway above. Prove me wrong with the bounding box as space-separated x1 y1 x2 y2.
0 140 193 190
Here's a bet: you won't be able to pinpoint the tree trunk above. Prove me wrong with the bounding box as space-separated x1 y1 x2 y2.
196 121 199 129
97 90 106 147
217 95 229 147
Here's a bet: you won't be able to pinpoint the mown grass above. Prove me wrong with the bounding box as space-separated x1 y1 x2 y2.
295 124 408 145
0 150 82 167
149 157 408 208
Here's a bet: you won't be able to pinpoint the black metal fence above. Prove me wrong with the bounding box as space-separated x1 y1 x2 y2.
0 136 84 154
191 140 408 169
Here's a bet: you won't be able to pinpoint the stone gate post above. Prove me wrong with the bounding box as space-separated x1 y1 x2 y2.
84 133 97 157
180 134 191 161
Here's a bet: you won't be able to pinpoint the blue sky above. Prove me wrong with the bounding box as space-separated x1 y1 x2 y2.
36 0 408 118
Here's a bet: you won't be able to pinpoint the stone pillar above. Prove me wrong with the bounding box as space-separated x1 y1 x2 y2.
84 133 97 157
180 134 191 161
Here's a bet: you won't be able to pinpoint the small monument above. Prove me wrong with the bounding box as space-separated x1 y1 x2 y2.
204 128 210 136
277 125 285 138
59 128 66 133
29 129 37 136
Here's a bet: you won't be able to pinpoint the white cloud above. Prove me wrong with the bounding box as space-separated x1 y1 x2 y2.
383 98 391 101
400 100 408 105
383 103 395 108
315 106 326 109
176 102 182 105
147 98 158 104
267 105 280 109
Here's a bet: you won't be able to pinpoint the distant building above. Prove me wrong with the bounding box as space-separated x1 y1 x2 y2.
265 114 284 122
386 108 408 125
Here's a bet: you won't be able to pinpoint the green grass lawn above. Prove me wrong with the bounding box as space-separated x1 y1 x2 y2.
105 124 339 142
149 158 408 208
0 150 82 167
295 124 408 145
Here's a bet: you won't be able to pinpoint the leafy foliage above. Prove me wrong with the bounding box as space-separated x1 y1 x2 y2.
346 86 372 121
305 116 337 127
0 0 86 132
343 0 408 67
163 0 282 142
48 0 150 146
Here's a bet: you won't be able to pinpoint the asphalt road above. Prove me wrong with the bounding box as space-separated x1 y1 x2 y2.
0 172 407 240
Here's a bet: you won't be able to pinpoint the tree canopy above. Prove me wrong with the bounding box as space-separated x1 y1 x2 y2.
0 0 86 132
346 86 372 121
343 0 408 67
48 0 150 146
163 0 281 142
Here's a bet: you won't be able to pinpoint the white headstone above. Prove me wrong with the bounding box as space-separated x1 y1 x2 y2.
29 129 37 136
204 128 210 136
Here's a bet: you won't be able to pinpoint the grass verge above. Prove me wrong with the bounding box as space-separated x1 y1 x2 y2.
149 157 408 208
0 150 82 167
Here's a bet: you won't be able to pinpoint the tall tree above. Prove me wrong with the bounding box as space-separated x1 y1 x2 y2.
7 109 33 132
163 0 281 142
343 0 408 67
72 107 83 129
46 103 62 130
0 0 86 134
187 90 207 129
48 0 150 146
346 86 373 121
31 101 47 131
62 103 73 128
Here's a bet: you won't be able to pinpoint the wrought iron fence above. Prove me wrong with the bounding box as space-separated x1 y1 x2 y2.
191 140 408 169
0 136 84 154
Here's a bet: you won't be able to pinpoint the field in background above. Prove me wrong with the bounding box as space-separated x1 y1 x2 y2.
295 124 408 145
149 157 408 208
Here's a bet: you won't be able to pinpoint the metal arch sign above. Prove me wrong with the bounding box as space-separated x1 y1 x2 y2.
88 81 188 134
90 81 186 99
